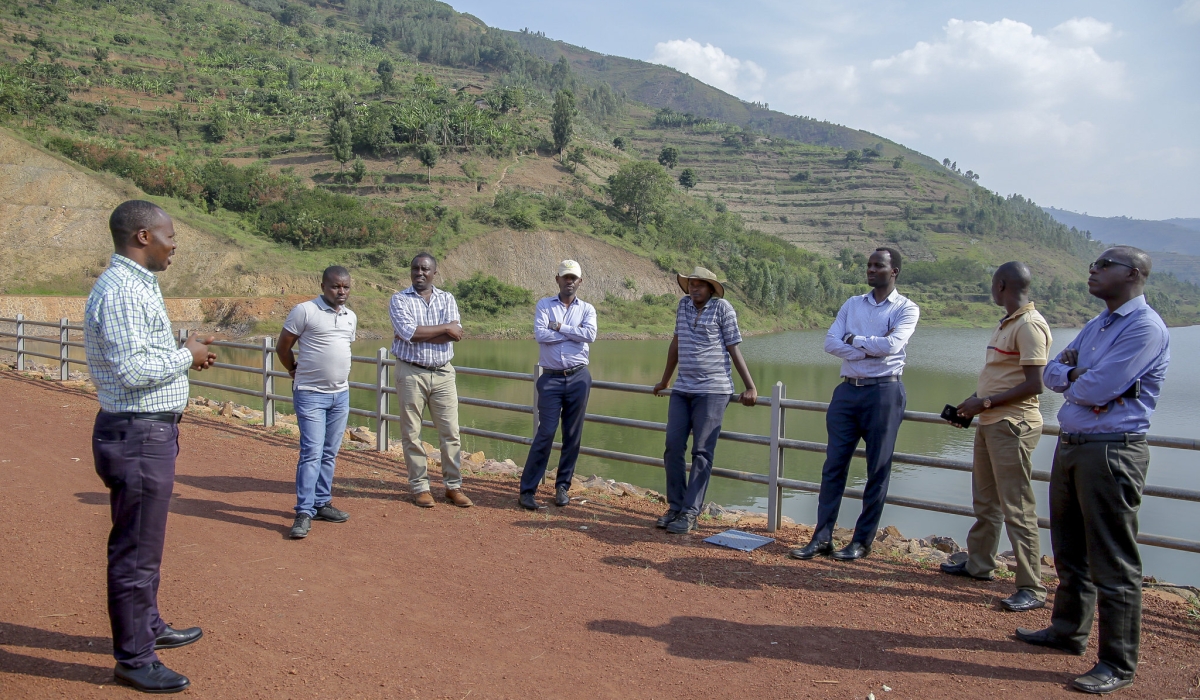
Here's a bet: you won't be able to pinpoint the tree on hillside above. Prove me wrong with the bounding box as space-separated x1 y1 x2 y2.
892 155 905 169
566 147 588 173
167 103 187 141
844 149 861 168
329 91 354 125
658 145 679 169
551 89 575 161
612 136 626 151
417 143 438 183
328 118 353 170
608 160 673 226
287 64 301 91
205 112 228 143
678 167 698 190
377 58 394 94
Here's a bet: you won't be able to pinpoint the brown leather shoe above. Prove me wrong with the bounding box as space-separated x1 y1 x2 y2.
444 489 473 508
413 491 435 508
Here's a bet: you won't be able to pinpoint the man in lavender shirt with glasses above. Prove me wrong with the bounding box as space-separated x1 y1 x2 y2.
1016 246 1169 696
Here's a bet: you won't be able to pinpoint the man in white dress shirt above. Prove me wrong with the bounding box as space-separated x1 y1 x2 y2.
518 260 598 510
791 247 920 561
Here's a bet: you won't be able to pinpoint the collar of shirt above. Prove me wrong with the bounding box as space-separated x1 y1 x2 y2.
863 288 899 307
1102 295 1147 326
998 301 1037 329
110 253 159 287
312 295 348 315
401 285 446 303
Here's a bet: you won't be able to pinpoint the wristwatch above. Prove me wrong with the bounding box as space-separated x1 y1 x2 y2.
981 396 992 409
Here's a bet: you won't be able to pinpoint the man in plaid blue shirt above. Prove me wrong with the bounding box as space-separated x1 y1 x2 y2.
389 253 472 509
84 201 216 694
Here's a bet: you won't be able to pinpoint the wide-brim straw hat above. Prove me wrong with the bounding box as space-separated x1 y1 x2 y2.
676 266 725 298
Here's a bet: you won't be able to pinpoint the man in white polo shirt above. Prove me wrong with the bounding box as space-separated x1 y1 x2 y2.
277 266 357 539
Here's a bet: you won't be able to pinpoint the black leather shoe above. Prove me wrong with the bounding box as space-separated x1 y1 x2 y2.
655 509 680 528
314 503 349 523
554 485 570 507
288 513 311 539
831 542 871 561
1072 663 1134 694
1014 626 1086 655
154 625 203 650
788 540 833 560
666 513 696 534
1000 589 1046 612
518 493 546 511
114 662 190 693
940 560 995 581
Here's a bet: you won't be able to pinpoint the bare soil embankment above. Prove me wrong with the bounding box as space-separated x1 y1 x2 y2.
1 370 1198 699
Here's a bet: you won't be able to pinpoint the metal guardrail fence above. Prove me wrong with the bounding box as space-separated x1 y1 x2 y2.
3 313 1199 555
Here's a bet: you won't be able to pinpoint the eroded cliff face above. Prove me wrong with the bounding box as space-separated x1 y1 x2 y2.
438 229 676 301
0 128 319 298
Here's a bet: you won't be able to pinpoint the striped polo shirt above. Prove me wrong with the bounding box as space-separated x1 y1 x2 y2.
673 296 742 394
389 285 460 367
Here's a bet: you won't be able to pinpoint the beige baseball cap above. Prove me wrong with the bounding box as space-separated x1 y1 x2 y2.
557 259 583 278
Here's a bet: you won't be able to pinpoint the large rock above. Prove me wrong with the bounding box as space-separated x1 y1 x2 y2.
348 426 376 444
928 536 961 554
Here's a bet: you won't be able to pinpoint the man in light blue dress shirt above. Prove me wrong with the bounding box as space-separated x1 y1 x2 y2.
791 247 919 562
1016 246 1169 696
519 260 598 510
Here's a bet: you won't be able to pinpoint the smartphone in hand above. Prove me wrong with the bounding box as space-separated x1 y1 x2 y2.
941 404 974 428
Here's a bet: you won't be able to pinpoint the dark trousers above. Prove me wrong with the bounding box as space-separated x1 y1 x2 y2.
814 380 906 544
663 391 729 516
520 368 592 494
92 412 179 668
1049 439 1149 678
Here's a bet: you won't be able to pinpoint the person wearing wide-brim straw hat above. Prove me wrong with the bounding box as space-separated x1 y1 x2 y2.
651 266 757 535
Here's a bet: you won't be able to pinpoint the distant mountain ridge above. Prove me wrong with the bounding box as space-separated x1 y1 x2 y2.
1043 208 1200 256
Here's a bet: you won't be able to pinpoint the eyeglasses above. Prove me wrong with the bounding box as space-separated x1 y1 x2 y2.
1090 258 1137 272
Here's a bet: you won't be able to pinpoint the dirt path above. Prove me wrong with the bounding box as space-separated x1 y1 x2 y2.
1 371 1197 699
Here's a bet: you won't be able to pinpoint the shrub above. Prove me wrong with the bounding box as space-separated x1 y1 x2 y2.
451 273 533 315
257 188 397 250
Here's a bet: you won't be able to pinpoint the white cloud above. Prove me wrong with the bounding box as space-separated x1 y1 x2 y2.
1175 0 1200 24
650 38 766 97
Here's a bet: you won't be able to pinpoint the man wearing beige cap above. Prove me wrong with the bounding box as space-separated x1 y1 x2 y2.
652 267 758 534
519 260 598 510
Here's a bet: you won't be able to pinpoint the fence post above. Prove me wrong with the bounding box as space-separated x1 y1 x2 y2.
15 314 24 371
262 336 275 428
376 347 389 453
58 318 70 380
177 328 188 348
767 381 786 533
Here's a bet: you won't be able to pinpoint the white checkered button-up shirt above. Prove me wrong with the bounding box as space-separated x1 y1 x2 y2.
84 254 192 413
389 286 460 367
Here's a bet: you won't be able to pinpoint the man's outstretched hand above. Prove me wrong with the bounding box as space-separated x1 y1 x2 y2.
184 334 216 370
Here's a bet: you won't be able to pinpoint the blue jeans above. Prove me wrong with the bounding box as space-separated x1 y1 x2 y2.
814 380 906 545
293 389 350 517
520 368 592 495
663 391 729 516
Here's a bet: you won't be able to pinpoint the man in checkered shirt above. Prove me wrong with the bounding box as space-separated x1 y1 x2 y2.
389 253 472 509
84 201 217 694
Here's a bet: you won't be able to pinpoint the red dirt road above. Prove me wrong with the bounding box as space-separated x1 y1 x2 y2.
1 371 1197 699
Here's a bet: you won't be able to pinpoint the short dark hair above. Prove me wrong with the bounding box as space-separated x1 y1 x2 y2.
874 246 902 273
411 252 437 269
322 265 351 283
109 200 166 248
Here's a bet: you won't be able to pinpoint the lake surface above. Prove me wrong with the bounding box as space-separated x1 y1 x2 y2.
195 323 1200 585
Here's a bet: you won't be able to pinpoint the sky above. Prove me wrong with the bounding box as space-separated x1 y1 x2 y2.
452 0 1200 220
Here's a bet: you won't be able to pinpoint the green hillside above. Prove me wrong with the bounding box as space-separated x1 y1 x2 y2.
1 0 1196 331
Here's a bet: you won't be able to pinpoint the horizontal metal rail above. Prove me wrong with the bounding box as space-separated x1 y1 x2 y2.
3 314 1198 556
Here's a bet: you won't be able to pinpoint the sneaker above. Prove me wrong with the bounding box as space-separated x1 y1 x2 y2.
314 503 350 523
666 513 697 534
289 513 312 539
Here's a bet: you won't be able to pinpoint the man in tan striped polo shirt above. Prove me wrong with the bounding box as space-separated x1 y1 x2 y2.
941 261 1052 613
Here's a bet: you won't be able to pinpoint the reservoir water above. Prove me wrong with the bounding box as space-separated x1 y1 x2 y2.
196 323 1200 585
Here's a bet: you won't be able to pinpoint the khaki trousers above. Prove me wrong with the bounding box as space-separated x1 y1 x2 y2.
966 419 1047 598
396 361 462 493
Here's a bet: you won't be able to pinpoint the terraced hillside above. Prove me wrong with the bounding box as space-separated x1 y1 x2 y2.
0 0 1196 330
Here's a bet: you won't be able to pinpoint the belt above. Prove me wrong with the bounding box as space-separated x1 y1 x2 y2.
101 411 183 424
403 360 447 372
541 365 588 377
842 375 902 386
1060 432 1146 445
